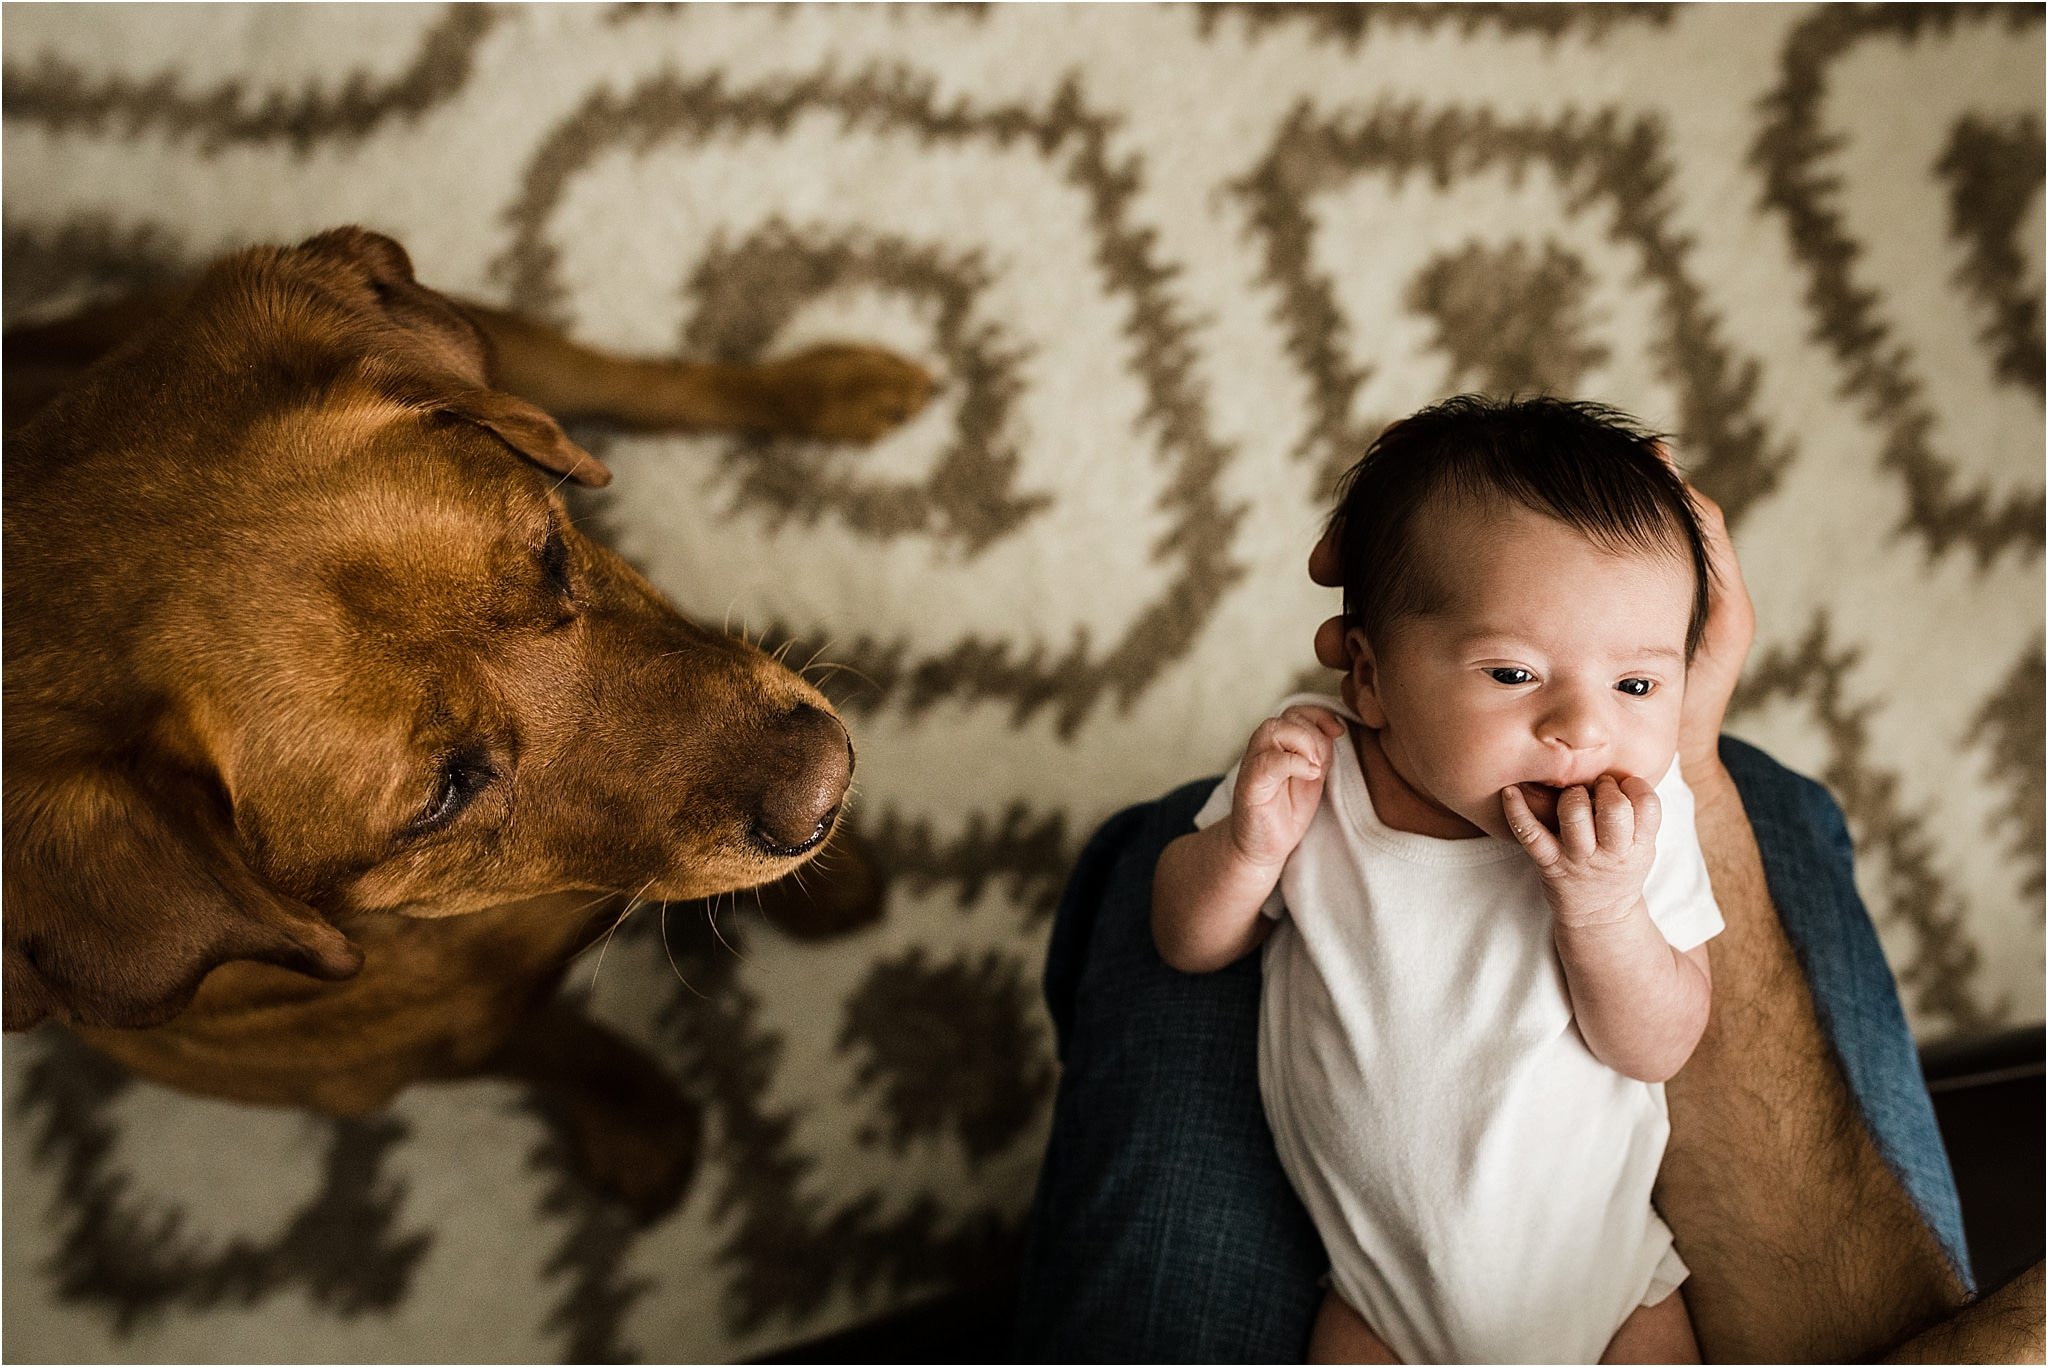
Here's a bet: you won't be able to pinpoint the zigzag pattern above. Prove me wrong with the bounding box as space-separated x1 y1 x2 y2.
4 5 2039 1360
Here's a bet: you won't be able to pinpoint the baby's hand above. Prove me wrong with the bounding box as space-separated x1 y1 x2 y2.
1230 705 1347 871
1501 775 1660 927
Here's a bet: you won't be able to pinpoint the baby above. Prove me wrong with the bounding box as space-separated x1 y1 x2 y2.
1153 395 1721 1364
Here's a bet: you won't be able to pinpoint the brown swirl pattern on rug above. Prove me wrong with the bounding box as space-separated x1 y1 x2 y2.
1231 98 1793 520
1755 3 2044 564
3 5 2039 1361
681 226 1050 555
494 62 1249 738
1 5 499 152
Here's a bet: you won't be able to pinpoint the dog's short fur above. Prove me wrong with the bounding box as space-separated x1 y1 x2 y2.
3 227 930 1210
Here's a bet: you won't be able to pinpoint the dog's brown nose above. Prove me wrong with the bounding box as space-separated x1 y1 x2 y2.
749 703 853 858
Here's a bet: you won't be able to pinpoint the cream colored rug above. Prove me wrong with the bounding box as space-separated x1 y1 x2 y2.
4 4 2041 1361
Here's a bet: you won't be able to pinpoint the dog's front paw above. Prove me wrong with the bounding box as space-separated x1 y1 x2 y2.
761 343 934 442
505 1007 704 1222
555 1076 702 1221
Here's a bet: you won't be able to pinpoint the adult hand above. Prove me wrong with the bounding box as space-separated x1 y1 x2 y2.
1657 443 1753 782
1308 536 1356 712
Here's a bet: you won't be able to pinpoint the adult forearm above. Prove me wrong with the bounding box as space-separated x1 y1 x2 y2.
1883 1261 2044 1363
1656 761 1965 1361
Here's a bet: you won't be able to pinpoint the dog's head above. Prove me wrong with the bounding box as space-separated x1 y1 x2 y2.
3 228 852 1031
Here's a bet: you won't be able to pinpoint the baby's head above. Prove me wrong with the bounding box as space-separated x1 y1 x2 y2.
1328 395 1710 840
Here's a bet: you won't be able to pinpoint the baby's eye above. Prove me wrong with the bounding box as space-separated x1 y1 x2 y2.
1487 668 1534 686
1616 678 1656 697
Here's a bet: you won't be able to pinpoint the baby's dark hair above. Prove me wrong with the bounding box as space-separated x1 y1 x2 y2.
1327 394 1712 659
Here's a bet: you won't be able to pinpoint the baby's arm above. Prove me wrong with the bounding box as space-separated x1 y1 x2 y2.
1502 776 1713 1083
1153 705 1347 973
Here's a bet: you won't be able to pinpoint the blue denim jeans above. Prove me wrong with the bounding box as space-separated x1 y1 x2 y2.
1012 737 1971 1361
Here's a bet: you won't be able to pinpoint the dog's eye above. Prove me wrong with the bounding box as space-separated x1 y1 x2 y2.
406 747 495 838
539 520 572 598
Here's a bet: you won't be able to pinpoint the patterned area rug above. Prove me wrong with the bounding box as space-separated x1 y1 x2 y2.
4 4 2041 1362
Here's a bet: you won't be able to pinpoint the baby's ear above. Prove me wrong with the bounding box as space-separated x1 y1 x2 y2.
1345 627 1388 728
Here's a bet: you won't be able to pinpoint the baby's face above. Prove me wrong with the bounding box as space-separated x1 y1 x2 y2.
1350 500 1692 842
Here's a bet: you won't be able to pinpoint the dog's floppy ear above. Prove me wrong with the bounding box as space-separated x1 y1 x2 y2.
360 349 613 489
296 226 502 390
300 225 419 291
3 759 363 1032
437 385 614 488
297 227 613 488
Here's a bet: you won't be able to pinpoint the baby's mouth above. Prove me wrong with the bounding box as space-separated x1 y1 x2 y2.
1517 783 1565 834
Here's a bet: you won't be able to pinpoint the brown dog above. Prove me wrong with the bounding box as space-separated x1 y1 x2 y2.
3 226 929 1212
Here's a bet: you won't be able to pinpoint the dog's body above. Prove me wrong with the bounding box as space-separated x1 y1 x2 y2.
3 228 928 1208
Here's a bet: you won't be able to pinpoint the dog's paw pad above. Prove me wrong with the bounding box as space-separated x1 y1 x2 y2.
767 344 935 443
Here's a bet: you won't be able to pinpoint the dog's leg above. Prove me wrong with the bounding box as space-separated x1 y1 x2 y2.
4 287 194 427
4 286 193 366
463 303 934 443
485 1000 702 1221
7 287 931 441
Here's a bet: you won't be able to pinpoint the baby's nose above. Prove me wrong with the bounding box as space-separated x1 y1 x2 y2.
1540 702 1608 752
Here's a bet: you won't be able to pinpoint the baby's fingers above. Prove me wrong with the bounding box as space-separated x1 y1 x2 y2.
1555 783 1596 859
1592 775 1634 850
1278 704 1348 742
1243 712 1335 781
1622 774 1661 846
1248 715 1321 762
1239 739 1323 803
1261 716 1341 774
1502 785 1564 871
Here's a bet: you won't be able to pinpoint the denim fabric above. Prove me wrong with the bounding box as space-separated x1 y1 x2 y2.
1012 737 1971 1362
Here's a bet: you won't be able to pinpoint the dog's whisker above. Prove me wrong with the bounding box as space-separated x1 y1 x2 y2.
799 638 838 675
706 896 747 964
562 888 630 962
585 901 634 997
804 660 882 695
586 876 660 997
725 892 753 960
658 904 709 1001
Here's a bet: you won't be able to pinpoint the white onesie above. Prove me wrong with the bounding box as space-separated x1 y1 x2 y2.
1195 694 1723 1364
